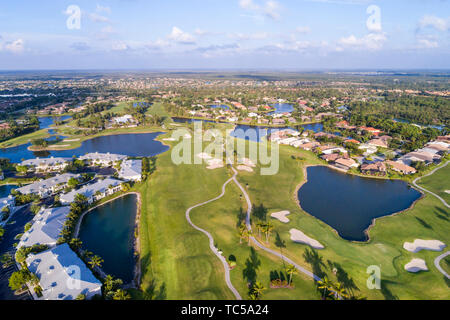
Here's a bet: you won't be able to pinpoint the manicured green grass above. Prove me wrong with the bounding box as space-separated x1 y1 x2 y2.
417 162 450 204
236 142 450 300
146 102 170 118
0 129 50 148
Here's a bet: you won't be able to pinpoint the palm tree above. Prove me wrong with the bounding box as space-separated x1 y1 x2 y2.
88 255 104 269
331 282 349 300
238 224 247 244
246 228 252 245
113 289 131 300
317 276 333 299
286 264 298 287
256 222 264 239
69 238 82 251
264 222 273 243
250 282 266 300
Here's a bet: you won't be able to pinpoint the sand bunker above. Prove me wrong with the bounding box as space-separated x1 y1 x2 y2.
270 211 291 223
238 158 256 167
403 239 446 253
446 190 450 194
207 158 224 170
196 153 212 160
237 165 254 172
289 229 324 249
163 138 176 141
404 258 428 273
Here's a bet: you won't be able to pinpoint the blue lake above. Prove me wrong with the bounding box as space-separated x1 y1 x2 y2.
0 184 17 198
269 103 294 115
297 166 422 241
38 116 72 129
0 132 169 163
79 194 138 282
208 104 230 110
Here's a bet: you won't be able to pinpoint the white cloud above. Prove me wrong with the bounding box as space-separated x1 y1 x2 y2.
339 32 387 50
5 39 24 53
418 15 449 32
228 32 270 40
112 41 129 51
168 27 196 44
88 12 110 23
417 38 439 49
296 26 311 34
96 4 111 14
239 0 281 20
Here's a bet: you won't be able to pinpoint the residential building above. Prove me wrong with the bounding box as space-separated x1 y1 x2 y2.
334 158 358 170
361 162 387 175
118 160 142 181
17 207 70 249
16 173 80 197
26 243 102 300
60 178 122 205
78 152 127 167
21 157 71 172
386 160 417 175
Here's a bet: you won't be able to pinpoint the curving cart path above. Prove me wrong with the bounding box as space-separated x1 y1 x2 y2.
185 172 243 300
230 167 322 282
412 161 449 209
434 251 450 279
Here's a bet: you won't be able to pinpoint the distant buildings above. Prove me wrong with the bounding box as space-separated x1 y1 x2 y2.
60 178 122 205
26 243 102 300
16 173 80 198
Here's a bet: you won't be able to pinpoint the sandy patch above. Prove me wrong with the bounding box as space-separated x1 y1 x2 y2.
206 158 224 170
196 153 212 160
404 258 428 273
403 239 446 253
63 138 80 142
270 211 291 223
237 165 254 172
446 190 450 194
163 138 176 141
289 229 324 249
238 158 256 167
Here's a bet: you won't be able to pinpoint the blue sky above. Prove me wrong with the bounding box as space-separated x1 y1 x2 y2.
0 0 448 70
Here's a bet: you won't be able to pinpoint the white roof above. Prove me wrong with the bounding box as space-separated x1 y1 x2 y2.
26 243 102 300
21 157 71 167
16 173 79 195
18 206 70 249
60 178 122 204
118 160 142 180
79 152 127 163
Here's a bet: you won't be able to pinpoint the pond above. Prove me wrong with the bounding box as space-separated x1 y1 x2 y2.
0 184 17 198
208 104 230 110
268 103 294 114
38 115 72 129
0 132 169 163
297 166 422 241
78 194 138 283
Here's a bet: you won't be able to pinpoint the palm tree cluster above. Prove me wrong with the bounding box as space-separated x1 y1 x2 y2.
248 282 266 300
317 276 366 300
58 194 88 243
255 222 274 243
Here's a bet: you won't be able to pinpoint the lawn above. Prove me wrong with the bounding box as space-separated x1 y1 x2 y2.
0 129 50 148
133 126 449 300
417 162 450 204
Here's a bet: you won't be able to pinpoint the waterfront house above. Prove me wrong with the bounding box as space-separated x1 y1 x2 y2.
361 162 387 175
59 178 122 205
334 158 358 170
368 138 389 149
17 206 70 249
26 243 102 300
398 151 440 166
21 157 72 172
16 173 80 198
385 160 417 175
118 160 142 181
0 195 15 224
320 146 348 155
113 114 134 125
78 152 127 167
299 142 320 151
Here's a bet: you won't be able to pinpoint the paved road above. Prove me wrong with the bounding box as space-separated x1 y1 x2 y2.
230 167 322 282
412 161 449 209
434 251 450 280
185 171 242 300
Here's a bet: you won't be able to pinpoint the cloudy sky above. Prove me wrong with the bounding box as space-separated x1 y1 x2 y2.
0 0 449 70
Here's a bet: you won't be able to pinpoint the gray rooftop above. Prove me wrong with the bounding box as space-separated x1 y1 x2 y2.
16 173 79 195
59 178 122 204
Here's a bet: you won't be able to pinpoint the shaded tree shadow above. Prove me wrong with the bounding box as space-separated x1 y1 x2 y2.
303 247 327 279
415 217 432 229
444 277 450 288
327 260 359 296
435 207 448 217
243 247 261 286
269 270 287 282
380 280 398 300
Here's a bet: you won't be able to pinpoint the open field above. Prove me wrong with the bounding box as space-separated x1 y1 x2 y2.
0 129 50 148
